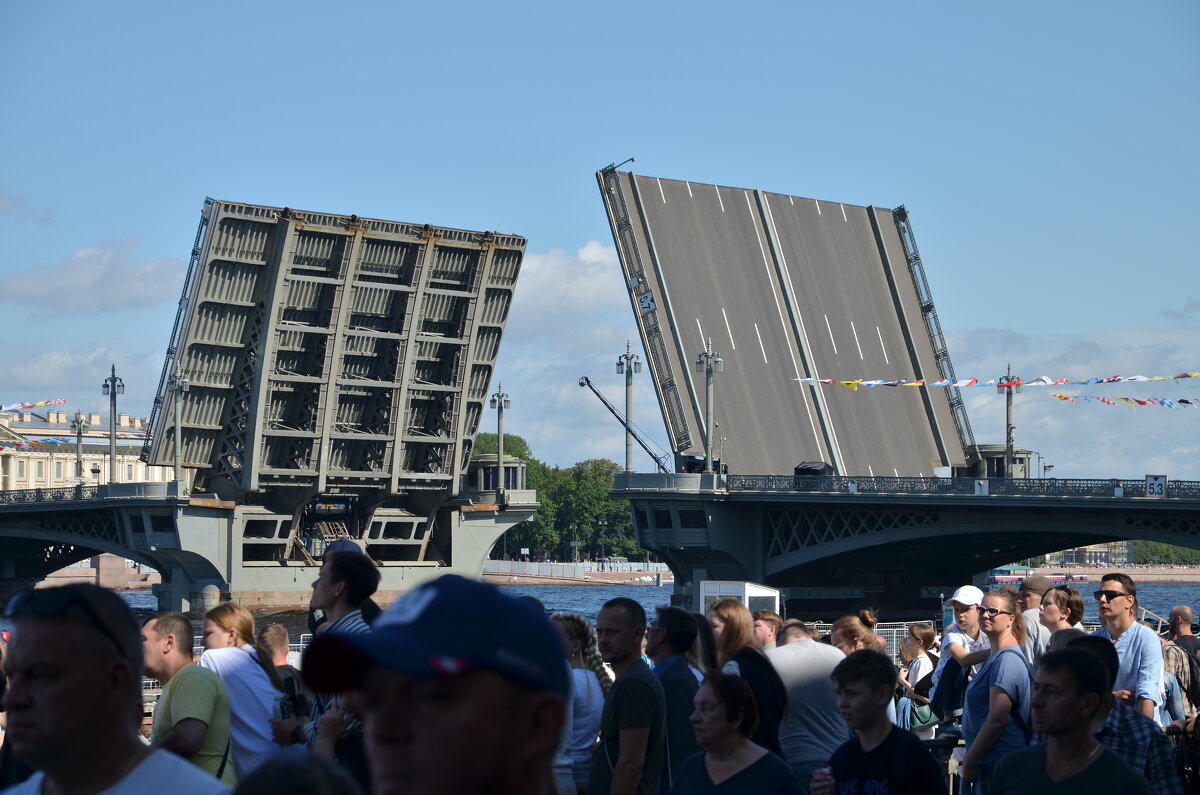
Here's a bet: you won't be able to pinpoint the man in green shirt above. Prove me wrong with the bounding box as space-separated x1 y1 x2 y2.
143 612 237 786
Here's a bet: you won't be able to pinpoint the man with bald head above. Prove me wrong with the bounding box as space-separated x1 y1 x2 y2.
1 584 228 794
1168 605 1200 657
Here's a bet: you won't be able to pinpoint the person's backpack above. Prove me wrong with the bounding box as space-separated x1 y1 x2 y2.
929 656 970 720
1166 641 1200 711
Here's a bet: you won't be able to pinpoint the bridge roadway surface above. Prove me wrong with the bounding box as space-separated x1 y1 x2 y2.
613 171 961 477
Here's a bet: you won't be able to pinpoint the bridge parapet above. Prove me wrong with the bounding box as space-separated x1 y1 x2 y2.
727 475 1200 501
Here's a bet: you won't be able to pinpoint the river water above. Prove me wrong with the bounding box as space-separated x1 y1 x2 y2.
3 580 1198 636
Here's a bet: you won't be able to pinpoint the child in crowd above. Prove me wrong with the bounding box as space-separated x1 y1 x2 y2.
811 649 947 795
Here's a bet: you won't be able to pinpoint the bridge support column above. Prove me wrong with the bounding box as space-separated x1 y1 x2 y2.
152 568 228 614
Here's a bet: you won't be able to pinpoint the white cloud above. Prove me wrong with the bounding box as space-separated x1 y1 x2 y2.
1164 298 1200 321
2 239 183 313
0 189 52 225
493 241 673 469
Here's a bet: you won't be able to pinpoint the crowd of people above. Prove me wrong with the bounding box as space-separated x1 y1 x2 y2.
0 562 1198 794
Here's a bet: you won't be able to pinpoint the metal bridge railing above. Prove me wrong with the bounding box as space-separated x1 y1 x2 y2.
727 475 1200 500
0 486 100 504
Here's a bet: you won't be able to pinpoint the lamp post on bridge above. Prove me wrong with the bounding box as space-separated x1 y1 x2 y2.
72 411 89 482
616 341 642 473
102 365 124 484
695 337 723 474
996 363 1021 479
490 382 510 502
569 523 580 564
169 372 190 485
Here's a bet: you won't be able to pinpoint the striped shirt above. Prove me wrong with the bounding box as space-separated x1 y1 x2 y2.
304 609 371 744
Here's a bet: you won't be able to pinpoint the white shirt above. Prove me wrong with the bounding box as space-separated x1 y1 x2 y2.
568 667 605 762
0 749 230 795
929 625 990 697
198 645 281 779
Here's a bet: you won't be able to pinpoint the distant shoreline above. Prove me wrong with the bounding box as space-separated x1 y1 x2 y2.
1030 566 1200 583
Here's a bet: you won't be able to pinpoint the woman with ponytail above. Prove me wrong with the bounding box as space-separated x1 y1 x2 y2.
552 612 611 791
200 602 284 778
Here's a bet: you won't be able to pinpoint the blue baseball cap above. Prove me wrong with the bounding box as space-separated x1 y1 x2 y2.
302 574 569 698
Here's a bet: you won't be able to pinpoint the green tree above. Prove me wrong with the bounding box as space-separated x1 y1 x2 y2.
1130 540 1200 565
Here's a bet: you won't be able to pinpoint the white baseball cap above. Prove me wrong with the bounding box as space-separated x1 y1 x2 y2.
943 585 984 608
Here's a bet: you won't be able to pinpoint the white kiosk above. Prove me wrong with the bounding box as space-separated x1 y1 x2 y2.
698 580 782 615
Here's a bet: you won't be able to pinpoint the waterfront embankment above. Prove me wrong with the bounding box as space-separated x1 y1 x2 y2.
1031 565 1200 583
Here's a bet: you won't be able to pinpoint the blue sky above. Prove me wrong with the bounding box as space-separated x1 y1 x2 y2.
1 2 1197 478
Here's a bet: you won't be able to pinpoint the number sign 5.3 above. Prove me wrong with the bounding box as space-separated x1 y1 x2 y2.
1145 475 1168 498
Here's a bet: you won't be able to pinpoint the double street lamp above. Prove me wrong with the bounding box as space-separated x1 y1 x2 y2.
101 365 124 484
616 341 641 473
490 383 511 501
695 338 723 474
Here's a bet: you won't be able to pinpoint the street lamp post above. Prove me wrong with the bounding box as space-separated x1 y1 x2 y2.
597 517 607 563
996 363 1021 479
72 411 89 481
102 365 124 484
616 341 642 473
169 372 190 484
570 523 579 564
490 383 510 502
695 338 723 474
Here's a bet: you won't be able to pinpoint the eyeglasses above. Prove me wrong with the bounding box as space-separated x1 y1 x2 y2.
3 588 126 656
980 607 1013 617
1094 590 1130 602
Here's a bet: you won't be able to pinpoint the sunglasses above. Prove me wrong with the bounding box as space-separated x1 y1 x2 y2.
980 607 1013 617
1093 590 1130 602
3 588 126 656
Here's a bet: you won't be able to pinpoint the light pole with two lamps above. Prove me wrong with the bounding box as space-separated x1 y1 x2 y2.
490 383 510 502
102 365 124 484
696 338 723 474
616 341 641 473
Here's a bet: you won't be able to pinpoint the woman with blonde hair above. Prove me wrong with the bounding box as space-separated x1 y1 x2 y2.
706 598 787 756
200 602 284 778
552 612 611 791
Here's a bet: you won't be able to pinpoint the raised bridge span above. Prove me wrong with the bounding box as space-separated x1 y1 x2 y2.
0 199 537 610
597 166 969 478
615 472 1200 618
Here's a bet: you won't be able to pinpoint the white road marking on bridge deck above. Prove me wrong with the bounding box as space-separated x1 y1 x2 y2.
722 308 736 349
893 468 899 477
850 321 864 360
814 199 822 215
823 315 838 354
686 181 693 198
868 465 874 476
876 326 890 365
789 196 794 205
759 192 837 465
840 203 847 222
695 317 706 348
656 178 666 204
754 323 768 364
715 184 725 213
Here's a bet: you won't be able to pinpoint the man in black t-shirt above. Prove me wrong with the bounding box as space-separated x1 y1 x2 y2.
811 649 947 795
590 597 666 795
992 648 1151 794
1168 605 1200 657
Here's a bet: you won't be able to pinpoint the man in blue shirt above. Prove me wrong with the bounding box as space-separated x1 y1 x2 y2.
645 606 700 793
1090 572 1161 719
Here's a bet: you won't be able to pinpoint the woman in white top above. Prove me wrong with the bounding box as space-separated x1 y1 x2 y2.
551 612 612 792
199 602 284 780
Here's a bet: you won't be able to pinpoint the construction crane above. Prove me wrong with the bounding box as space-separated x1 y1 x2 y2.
578 376 671 473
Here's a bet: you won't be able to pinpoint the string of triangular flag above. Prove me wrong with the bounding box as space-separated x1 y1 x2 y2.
1 398 68 411
795 372 1199 391
1050 395 1200 409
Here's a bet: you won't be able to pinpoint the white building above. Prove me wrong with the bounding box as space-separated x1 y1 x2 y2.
0 409 172 491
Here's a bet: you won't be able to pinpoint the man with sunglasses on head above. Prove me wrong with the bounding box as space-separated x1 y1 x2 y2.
1 583 229 794
1091 573 1162 720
